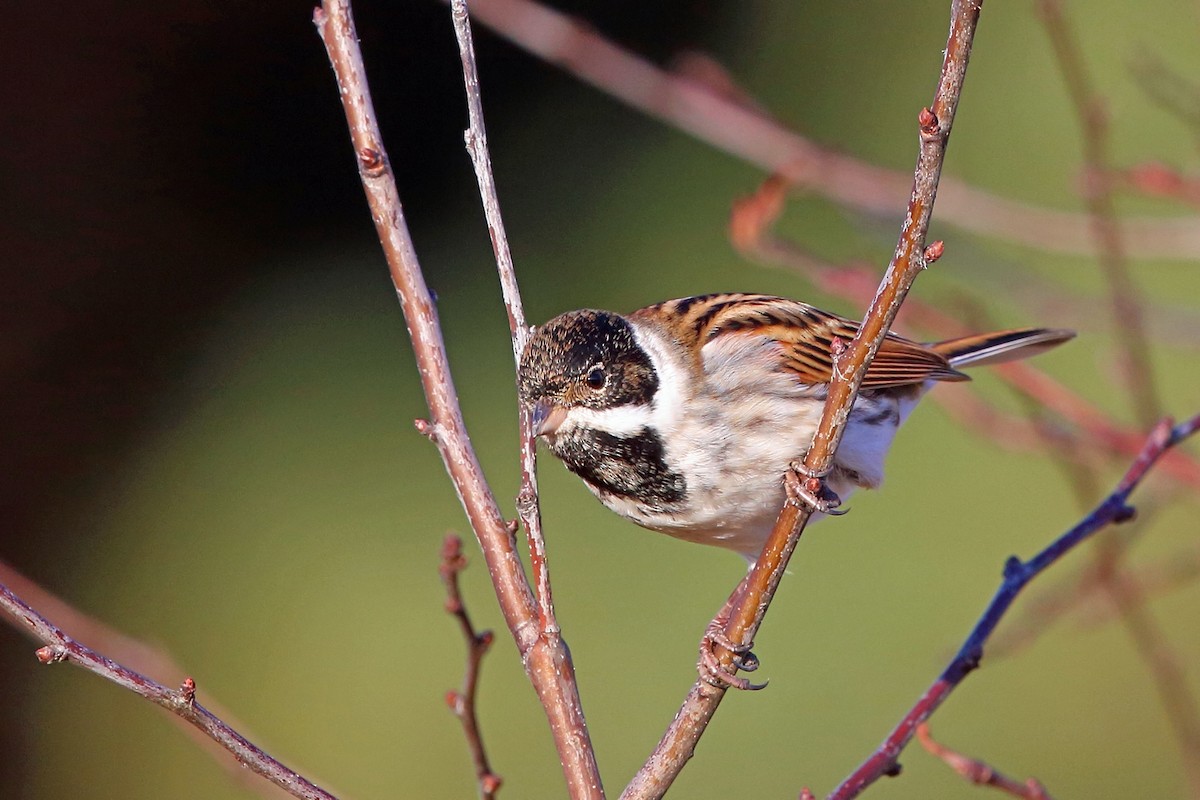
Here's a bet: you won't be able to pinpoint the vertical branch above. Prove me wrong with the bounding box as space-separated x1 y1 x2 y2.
449 0 557 638
314 4 602 797
621 3 984 798
1035 0 1161 429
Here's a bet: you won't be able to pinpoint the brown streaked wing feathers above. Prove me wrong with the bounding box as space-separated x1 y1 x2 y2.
637 294 966 388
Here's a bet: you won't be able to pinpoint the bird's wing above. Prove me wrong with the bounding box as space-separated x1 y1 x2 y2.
649 293 966 388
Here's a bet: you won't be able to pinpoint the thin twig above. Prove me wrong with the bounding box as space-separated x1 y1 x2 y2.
314 4 603 797
440 535 503 800
448 0 557 639
620 3 984 798
455 0 1200 261
1036 0 1161 430
0 578 338 800
829 413 1200 799
917 724 1054 799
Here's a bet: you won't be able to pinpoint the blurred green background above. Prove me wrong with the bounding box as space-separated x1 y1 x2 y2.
4 0 1200 798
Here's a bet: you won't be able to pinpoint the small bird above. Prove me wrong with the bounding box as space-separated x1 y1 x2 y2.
518 293 1073 560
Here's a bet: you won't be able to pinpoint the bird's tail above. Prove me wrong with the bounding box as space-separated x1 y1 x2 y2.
930 327 1076 370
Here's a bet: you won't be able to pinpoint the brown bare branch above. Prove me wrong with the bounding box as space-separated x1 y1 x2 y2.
314 3 602 797
447 0 558 641
0 573 339 800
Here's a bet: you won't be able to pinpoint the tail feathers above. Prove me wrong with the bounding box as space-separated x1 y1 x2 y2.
931 327 1075 370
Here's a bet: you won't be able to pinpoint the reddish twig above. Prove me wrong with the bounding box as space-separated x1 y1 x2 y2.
620 3 985 797
314 3 602 797
440 535 503 799
456 0 1200 261
917 724 1054 799
0 576 338 800
448 0 557 640
828 414 1200 799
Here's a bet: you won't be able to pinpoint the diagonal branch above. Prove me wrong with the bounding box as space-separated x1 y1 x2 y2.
457 0 1200 261
620 2 984 797
314 3 602 797
0 577 339 800
917 724 1055 799
829 413 1200 799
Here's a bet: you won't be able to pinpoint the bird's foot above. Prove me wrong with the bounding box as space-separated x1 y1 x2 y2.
787 462 848 516
698 617 766 691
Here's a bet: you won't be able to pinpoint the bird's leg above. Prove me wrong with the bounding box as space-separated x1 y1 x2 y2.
787 461 848 516
698 576 767 691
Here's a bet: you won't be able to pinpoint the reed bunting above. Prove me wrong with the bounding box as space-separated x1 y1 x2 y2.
518 293 1073 560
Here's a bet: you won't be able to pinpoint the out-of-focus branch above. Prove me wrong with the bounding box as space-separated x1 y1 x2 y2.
457 0 1200 261
1130 53 1200 151
620 3 984 798
729 174 1200 491
917 724 1054 799
314 3 602 797
440 535 502 800
1120 163 1200 208
1036 0 1161 429
0 575 338 800
829 414 1200 799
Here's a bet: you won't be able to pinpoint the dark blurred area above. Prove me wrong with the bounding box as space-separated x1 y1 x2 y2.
1 0 721 793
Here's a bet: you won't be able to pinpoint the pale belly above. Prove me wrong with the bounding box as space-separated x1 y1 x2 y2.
592 387 914 559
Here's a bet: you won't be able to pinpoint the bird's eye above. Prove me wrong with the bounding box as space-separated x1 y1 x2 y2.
585 365 606 390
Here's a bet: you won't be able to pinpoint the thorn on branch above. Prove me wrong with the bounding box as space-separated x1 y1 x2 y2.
1113 503 1137 524
918 106 940 137
35 645 68 664
358 146 388 177
1003 556 1025 581
414 418 440 443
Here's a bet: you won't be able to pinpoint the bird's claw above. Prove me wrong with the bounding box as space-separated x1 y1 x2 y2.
787 462 848 515
698 621 767 691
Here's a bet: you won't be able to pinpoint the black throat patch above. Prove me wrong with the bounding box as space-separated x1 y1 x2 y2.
550 427 686 510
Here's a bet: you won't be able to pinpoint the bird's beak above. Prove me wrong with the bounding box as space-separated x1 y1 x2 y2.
531 400 568 437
